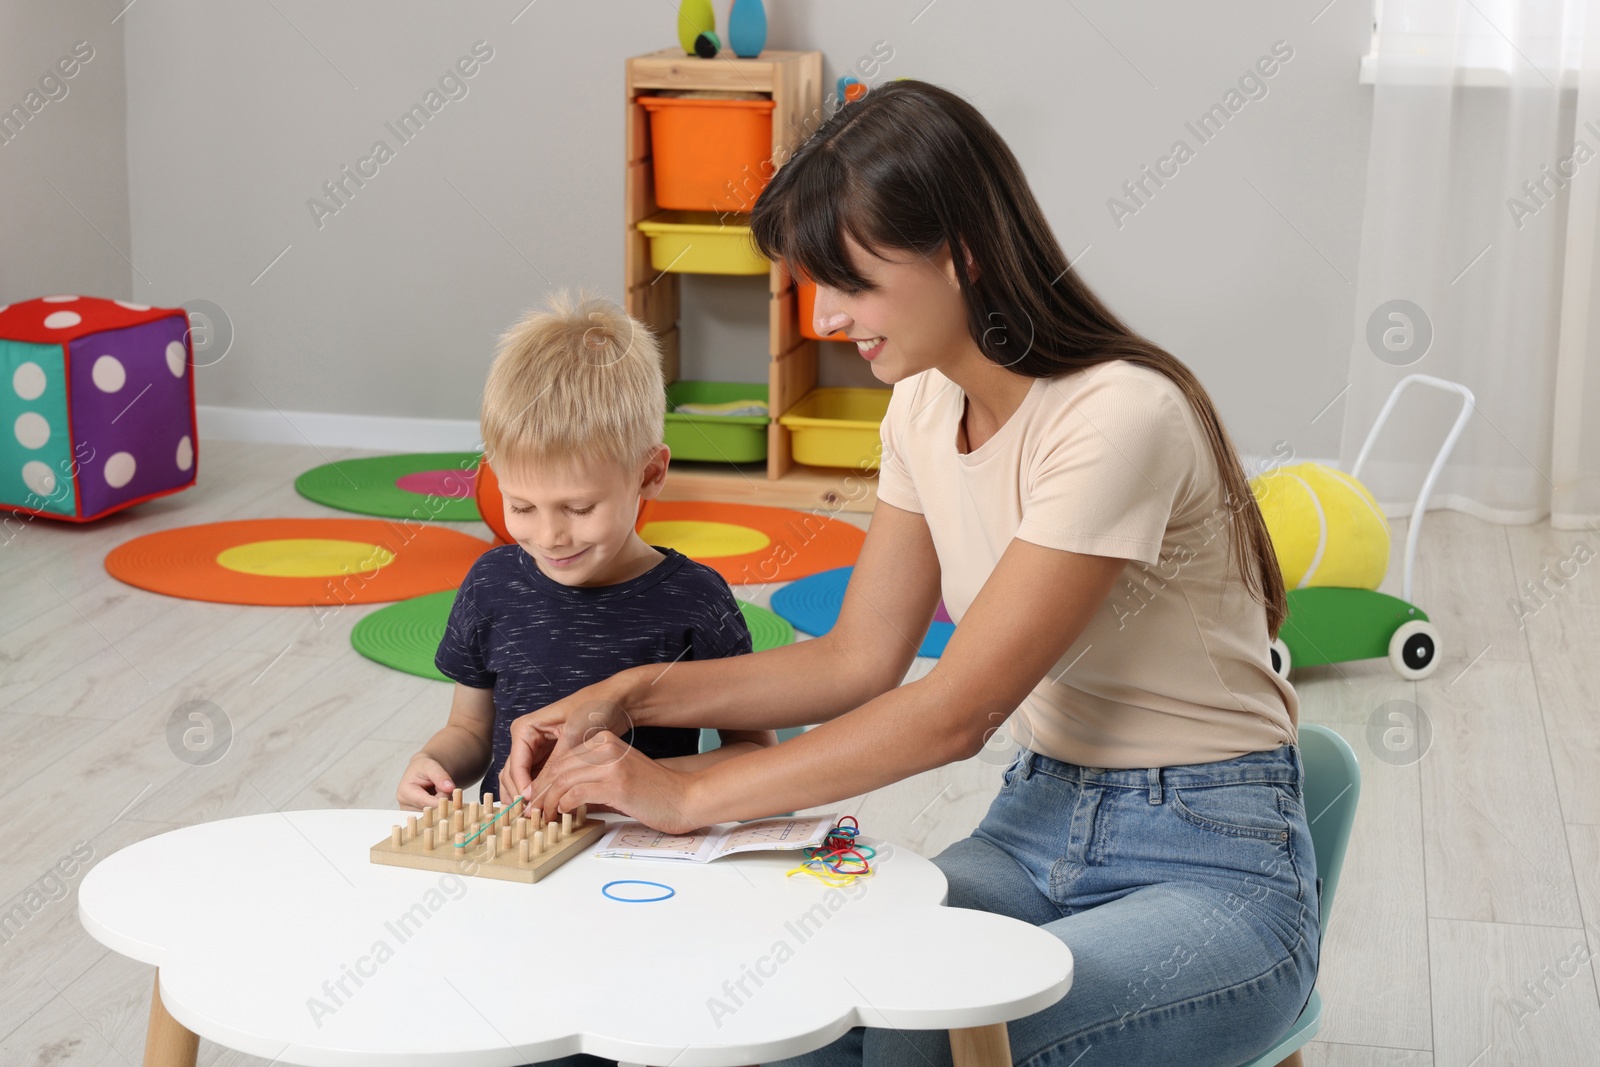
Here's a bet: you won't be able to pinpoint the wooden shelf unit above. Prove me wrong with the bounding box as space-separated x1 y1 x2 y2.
624 47 879 515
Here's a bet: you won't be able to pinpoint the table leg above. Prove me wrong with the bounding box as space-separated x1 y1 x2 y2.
948 1022 1011 1067
144 971 199 1067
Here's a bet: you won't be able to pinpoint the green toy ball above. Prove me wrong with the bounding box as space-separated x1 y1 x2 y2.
694 30 721 58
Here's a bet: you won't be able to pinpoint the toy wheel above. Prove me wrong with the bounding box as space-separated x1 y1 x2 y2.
1388 619 1439 680
1269 637 1291 679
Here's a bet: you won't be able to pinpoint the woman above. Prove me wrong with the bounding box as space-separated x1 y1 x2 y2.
503 80 1318 1067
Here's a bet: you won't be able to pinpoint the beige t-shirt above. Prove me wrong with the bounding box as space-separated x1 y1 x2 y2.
876 359 1297 769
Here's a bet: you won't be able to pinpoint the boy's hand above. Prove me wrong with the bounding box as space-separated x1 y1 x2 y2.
397 753 455 810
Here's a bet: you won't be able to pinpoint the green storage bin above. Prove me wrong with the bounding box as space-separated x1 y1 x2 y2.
663 380 770 463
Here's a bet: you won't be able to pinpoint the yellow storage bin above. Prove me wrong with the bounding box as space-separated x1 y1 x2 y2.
778 387 891 469
635 211 768 275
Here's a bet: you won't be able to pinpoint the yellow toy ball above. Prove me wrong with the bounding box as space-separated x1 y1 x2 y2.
1250 462 1390 590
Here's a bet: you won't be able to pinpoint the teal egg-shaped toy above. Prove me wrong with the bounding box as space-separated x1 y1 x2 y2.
729 0 767 58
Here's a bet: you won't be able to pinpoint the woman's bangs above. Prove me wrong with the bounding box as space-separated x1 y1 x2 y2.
754 155 876 292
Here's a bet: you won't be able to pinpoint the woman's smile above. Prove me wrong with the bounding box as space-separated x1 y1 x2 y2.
851 335 887 360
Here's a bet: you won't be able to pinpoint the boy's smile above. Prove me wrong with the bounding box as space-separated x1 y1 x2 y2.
495 445 669 588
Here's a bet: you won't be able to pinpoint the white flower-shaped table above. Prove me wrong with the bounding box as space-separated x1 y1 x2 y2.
79 810 1074 1067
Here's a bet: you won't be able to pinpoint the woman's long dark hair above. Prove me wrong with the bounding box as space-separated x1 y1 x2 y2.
750 79 1287 639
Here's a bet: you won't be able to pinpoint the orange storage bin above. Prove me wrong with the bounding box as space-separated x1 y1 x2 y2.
797 277 849 341
640 95 777 212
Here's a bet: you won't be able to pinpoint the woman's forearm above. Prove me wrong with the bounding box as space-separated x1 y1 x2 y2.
653 739 766 774
618 631 897 733
682 672 982 825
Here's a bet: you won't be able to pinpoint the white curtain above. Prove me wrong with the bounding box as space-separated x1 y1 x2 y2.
1343 0 1600 528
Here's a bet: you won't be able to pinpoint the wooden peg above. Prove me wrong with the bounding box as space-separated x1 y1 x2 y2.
500 827 511 852
451 810 463 835
452 787 463 813
391 825 402 846
406 815 419 841
519 838 530 863
547 819 559 844
423 827 435 851
561 811 573 837
484 791 494 810
487 833 497 859
532 829 545 855
514 819 526 844
454 831 465 856
576 803 588 825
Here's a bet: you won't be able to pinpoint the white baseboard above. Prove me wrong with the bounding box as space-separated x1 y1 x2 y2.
198 404 482 453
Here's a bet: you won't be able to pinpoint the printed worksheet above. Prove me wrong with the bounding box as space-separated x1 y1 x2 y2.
593 814 839 863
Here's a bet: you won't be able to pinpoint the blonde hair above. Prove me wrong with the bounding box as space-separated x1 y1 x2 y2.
480 290 665 475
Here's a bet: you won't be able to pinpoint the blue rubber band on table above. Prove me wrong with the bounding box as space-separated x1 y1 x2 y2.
771 566 953 657
602 879 676 903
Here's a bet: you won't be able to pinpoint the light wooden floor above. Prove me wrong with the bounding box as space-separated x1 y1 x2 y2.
2 438 1598 1065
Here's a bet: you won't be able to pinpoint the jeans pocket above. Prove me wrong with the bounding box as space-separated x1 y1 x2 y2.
998 750 1023 795
1170 782 1292 841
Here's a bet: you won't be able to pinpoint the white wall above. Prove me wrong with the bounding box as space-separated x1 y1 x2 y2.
5 0 1378 463
0 2 129 305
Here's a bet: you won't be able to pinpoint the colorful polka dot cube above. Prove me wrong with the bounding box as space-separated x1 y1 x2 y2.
1 295 197 522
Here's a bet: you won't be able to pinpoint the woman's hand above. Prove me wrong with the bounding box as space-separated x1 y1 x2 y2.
497 680 635 804
397 753 454 811
520 729 703 835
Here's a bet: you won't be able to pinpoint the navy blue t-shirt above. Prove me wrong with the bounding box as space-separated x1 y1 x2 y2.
434 544 752 800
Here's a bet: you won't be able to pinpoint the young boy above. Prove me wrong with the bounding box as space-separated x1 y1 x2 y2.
395 291 774 813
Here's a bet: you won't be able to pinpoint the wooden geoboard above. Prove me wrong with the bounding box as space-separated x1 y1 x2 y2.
370 788 607 884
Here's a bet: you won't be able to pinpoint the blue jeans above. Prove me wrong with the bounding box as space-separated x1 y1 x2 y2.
769 743 1321 1067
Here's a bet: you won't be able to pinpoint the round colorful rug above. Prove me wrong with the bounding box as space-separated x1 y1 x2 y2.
636 500 865 585
105 518 492 606
771 565 954 658
295 452 483 521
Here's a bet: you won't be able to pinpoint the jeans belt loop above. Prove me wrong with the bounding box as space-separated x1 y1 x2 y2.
1020 748 1034 781
1148 766 1163 805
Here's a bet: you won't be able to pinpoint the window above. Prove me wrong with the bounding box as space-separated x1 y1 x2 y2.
1360 0 1582 87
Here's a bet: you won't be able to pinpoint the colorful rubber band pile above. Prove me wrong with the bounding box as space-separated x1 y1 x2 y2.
784 816 875 887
